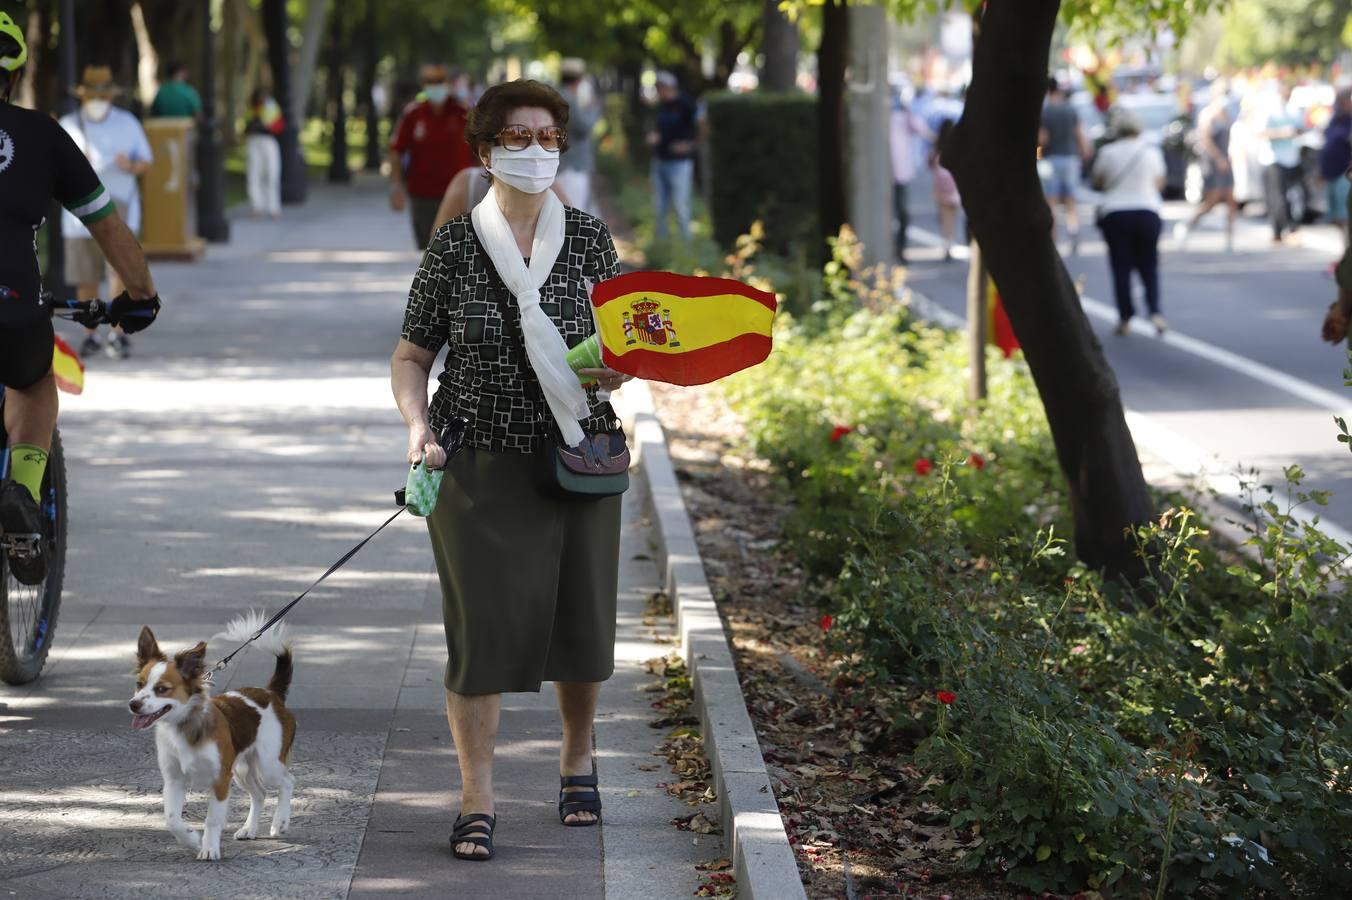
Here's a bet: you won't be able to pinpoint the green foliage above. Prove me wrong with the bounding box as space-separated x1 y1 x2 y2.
706 92 820 257
719 238 1352 897
1216 0 1352 67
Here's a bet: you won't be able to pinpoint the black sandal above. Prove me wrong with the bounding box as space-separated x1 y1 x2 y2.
558 773 602 826
450 812 496 860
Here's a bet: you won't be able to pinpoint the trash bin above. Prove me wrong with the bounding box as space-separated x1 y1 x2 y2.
141 118 205 260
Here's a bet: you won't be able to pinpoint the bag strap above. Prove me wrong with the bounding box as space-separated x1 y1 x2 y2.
1102 140 1149 193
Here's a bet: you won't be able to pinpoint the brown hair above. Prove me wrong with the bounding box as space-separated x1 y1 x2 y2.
465 79 570 162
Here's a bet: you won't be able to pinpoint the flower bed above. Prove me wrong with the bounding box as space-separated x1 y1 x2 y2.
714 255 1352 896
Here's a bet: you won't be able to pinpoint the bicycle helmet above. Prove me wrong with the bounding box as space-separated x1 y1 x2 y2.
0 12 26 74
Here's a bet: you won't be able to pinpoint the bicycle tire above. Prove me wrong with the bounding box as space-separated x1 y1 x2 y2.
0 430 68 685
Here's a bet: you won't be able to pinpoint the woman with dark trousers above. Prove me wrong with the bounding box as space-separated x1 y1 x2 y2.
390 79 632 862
1093 109 1168 336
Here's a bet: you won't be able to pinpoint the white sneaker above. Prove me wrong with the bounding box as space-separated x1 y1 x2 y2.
1150 314 1168 335
1172 221 1190 246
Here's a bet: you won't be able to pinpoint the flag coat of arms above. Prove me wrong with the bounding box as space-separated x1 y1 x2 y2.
590 271 777 386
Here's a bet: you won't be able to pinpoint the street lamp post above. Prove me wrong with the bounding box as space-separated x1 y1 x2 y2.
197 0 230 242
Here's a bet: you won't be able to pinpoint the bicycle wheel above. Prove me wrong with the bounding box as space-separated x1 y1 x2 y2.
0 429 68 685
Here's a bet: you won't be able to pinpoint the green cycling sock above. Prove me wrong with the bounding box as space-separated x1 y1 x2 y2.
10 444 48 504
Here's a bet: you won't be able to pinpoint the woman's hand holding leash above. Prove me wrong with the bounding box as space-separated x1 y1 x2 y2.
407 420 447 469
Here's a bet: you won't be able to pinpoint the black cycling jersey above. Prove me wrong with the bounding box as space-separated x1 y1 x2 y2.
0 102 113 323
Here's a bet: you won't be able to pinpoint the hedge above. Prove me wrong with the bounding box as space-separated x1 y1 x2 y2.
706 92 819 256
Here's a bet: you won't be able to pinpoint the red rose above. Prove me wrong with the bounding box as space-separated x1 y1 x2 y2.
968 453 986 470
829 425 853 443
936 690 956 705
819 614 833 632
914 458 933 476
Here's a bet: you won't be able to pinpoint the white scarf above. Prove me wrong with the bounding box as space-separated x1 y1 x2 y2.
471 189 589 447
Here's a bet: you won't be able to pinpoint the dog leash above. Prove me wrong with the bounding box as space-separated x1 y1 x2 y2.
204 506 407 683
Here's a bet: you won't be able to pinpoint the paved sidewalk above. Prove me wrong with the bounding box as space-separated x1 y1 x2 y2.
0 177 720 898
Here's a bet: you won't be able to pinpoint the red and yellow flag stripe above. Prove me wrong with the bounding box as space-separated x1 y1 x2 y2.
53 335 85 395
591 271 777 386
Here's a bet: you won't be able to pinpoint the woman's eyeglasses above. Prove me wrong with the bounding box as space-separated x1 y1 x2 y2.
496 124 567 152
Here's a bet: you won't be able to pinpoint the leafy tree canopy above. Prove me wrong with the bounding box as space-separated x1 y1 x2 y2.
1215 0 1352 67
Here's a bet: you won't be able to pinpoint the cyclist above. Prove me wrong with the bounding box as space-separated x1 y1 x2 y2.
0 12 161 584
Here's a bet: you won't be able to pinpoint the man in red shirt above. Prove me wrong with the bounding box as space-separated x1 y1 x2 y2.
389 64 475 247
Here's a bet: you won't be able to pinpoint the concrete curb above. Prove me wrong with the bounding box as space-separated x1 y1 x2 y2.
614 381 808 900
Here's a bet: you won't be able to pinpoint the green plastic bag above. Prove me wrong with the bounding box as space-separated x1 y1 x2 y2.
404 461 444 517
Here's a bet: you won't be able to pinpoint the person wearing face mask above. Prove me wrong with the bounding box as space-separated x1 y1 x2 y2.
59 66 153 359
388 63 476 248
391 79 632 863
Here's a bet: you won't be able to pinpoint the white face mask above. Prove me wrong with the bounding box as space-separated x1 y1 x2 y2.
423 84 449 105
82 99 111 121
488 144 559 194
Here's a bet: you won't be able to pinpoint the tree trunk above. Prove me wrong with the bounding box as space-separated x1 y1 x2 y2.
943 0 1154 579
263 0 307 204
292 0 329 123
759 0 798 92
360 0 381 171
325 7 349 183
816 0 848 251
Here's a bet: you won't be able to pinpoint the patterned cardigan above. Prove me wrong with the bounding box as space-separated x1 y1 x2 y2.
401 208 621 453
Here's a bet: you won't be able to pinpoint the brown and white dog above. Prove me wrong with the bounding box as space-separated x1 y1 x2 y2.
129 612 297 860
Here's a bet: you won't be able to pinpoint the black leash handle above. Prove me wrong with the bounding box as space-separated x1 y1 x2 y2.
207 505 407 679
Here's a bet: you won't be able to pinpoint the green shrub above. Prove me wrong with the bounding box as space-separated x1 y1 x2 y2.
705 92 819 256
717 239 1352 897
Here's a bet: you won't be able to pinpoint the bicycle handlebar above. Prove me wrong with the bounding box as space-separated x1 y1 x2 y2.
45 294 116 326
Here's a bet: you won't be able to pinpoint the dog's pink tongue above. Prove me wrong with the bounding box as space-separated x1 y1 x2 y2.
131 713 156 729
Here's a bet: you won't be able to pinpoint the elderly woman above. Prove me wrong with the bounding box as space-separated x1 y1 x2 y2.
390 79 631 862
1093 108 1167 336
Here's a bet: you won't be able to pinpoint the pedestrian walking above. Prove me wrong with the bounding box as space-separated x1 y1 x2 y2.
388 64 476 248
1092 108 1167 336
390 79 631 863
1174 86 1240 252
929 119 961 261
889 90 931 263
555 59 601 215
647 72 702 241
1261 84 1305 244
1039 78 1090 254
59 66 152 359
243 88 284 218
1320 88 1351 245
430 160 570 234
149 61 201 120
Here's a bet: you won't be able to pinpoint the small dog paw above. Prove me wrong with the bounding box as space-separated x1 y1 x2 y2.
269 819 289 837
196 843 221 861
234 825 257 841
175 830 201 851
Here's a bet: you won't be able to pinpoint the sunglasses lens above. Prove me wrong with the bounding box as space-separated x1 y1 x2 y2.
540 128 566 151
500 126 531 150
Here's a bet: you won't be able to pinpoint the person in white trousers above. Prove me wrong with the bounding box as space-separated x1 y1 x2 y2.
244 88 283 217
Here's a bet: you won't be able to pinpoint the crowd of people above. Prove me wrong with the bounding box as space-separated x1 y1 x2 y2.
890 69 1352 340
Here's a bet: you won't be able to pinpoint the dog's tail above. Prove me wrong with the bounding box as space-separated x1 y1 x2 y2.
211 609 293 701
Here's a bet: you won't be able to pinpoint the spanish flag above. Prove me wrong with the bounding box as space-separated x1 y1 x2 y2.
52 335 85 395
590 272 777 386
987 281 1019 359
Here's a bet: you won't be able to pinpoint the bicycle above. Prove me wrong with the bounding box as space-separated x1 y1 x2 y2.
0 297 114 684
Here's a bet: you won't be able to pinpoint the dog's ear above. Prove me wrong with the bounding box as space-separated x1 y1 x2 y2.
136 627 164 668
174 641 208 682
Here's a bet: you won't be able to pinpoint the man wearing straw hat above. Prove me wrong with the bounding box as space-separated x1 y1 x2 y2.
58 66 152 360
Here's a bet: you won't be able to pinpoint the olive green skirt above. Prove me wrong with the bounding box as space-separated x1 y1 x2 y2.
426 447 622 695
